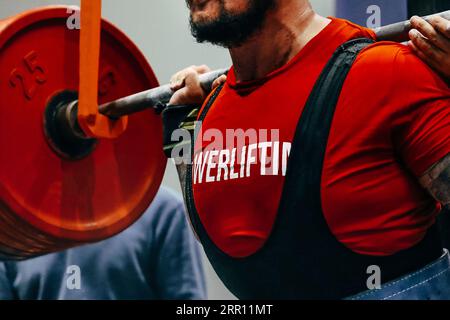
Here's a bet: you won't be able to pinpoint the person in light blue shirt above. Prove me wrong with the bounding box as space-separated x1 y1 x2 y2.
0 187 206 300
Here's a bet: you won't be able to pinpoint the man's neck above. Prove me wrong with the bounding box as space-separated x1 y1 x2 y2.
229 2 331 82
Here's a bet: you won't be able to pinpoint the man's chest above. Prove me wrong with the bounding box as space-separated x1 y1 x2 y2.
192 81 403 216
193 90 301 186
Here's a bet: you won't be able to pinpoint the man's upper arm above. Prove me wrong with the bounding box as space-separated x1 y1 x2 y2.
387 46 450 204
352 43 450 204
376 44 449 176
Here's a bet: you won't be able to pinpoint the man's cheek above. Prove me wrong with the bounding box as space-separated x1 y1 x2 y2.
223 0 252 14
191 0 222 23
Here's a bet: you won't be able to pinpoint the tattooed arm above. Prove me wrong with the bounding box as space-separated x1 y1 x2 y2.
420 153 450 209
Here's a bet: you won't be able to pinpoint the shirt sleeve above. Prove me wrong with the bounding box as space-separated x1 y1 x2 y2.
391 46 450 177
152 194 207 300
0 262 15 300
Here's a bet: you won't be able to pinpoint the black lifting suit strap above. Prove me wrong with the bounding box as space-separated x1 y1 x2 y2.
185 38 443 300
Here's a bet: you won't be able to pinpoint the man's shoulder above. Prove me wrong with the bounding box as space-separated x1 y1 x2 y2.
355 41 421 69
347 41 446 91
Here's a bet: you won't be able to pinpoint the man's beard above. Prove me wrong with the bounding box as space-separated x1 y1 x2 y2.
188 0 276 48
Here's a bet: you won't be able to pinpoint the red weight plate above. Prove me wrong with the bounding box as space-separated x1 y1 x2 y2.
0 6 166 247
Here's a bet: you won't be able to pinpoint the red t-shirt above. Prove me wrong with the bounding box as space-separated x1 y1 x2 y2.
192 18 450 258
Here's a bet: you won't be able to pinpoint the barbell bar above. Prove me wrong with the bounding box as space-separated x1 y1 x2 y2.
376 9 450 42
99 68 229 118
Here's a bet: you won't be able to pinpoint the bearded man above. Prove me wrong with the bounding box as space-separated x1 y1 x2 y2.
168 0 450 300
